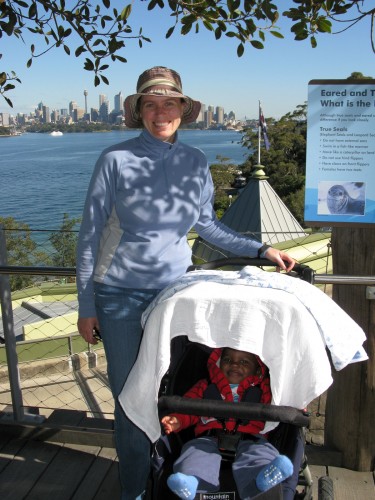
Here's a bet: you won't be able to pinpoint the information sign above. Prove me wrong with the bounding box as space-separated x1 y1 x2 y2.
304 79 375 226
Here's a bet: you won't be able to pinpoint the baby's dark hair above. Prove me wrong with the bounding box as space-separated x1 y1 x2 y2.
221 347 257 359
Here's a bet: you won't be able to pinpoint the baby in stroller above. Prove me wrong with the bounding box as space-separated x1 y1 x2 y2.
161 347 293 500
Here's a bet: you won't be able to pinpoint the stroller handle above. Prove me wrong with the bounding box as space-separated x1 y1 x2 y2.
158 396 310 428
187 257 315 284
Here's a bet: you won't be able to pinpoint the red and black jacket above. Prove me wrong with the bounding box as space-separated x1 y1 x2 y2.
171 348 271 437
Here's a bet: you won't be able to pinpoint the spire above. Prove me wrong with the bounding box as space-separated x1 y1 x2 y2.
192 167 306 262
250 163 268 180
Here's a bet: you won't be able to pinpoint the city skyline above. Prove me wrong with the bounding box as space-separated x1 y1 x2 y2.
1 2 374 119
8 90 239 124
3 91 240 129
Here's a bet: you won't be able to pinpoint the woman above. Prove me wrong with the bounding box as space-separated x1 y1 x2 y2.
76 66 295 500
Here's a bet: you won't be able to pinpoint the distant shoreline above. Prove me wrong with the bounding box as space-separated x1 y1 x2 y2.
0 126 241 136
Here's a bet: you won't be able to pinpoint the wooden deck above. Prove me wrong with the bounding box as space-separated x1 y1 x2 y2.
0 411 373 500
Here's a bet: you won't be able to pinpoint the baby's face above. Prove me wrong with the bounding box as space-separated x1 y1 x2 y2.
220 348 259 384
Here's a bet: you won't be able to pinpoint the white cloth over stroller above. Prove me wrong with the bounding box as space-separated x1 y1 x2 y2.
119 267 368 443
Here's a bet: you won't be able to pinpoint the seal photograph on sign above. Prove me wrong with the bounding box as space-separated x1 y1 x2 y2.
318 181 366 215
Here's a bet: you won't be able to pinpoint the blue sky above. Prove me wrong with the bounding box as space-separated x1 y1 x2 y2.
2 1 374 119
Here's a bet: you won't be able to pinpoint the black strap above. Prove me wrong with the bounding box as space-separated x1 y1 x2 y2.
202 382 263 428
203 383 262 404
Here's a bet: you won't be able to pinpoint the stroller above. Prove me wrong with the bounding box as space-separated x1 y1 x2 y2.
140 258 335 500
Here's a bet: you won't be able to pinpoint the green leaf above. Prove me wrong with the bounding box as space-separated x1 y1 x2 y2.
101 75 109 85
165 26 175 39
114 55 127 63
64 45 70 55
316 18 332 33
94 75 100 86
3 22 15 36
26 58 32 68
181 23 192 36
310 36 317 49
84 58 95 71
270 30 284 39
75 46 86 57
203 20 213 31
28 3 37 18
250 40 264 49
120 4 132 20
215 27 222 40
237 43 244 57
5 96 14 108
291 21 307 35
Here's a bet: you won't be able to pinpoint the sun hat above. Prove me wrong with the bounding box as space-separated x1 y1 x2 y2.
124 66 201 128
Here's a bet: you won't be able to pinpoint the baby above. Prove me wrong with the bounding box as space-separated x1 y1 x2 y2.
161 347 293 499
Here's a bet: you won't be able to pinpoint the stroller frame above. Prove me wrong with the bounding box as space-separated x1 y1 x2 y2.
145 257 333 500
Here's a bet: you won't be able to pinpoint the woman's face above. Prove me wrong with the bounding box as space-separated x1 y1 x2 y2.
139 95 186 142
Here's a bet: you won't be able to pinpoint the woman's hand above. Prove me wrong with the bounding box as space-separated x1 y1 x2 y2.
77 317 101 345
263 248 296 273
161 415 181 434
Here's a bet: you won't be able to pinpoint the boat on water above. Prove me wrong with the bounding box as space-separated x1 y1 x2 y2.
50 130 63 136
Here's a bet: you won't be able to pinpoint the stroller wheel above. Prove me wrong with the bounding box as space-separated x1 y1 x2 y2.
318 476 334 500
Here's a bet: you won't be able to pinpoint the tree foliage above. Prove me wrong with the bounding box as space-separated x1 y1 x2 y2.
1 1 374 106
0 216 48 290
49 213 80 267
240 104 307 224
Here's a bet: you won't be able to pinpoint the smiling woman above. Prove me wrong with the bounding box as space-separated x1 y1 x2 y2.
75 65 295 500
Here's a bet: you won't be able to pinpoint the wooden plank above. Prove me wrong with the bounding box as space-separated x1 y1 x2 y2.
0 439 61 499
0 431 12 452
0 436 29 473
46 409 87 426
79 415 114 431
305 444 342 467
26 443 100 500
92 460 122 500
328 466 375 499
71 447 118 500
0 419 115 449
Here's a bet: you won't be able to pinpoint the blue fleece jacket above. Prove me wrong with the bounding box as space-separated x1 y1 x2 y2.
76 130 263 317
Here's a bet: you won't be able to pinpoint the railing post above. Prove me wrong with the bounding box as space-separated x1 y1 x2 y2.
0 225 44 423
0 225 25 421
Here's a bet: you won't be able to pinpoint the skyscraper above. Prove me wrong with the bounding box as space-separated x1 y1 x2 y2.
99 100 109 122
99 94 106 107
216 106 224 125
69 101 78 117
42 106 50 123
114 91 124 113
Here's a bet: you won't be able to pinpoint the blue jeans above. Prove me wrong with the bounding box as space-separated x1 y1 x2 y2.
94 283 161 500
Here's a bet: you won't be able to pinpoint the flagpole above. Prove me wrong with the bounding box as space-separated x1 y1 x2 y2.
258 100 261 164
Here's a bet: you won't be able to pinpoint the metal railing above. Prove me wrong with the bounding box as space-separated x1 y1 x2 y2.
1 226 374 430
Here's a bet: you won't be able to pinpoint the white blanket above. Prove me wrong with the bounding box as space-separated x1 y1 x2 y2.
119 268 368 443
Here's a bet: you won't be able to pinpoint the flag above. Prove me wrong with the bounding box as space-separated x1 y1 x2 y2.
259 103 270 150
